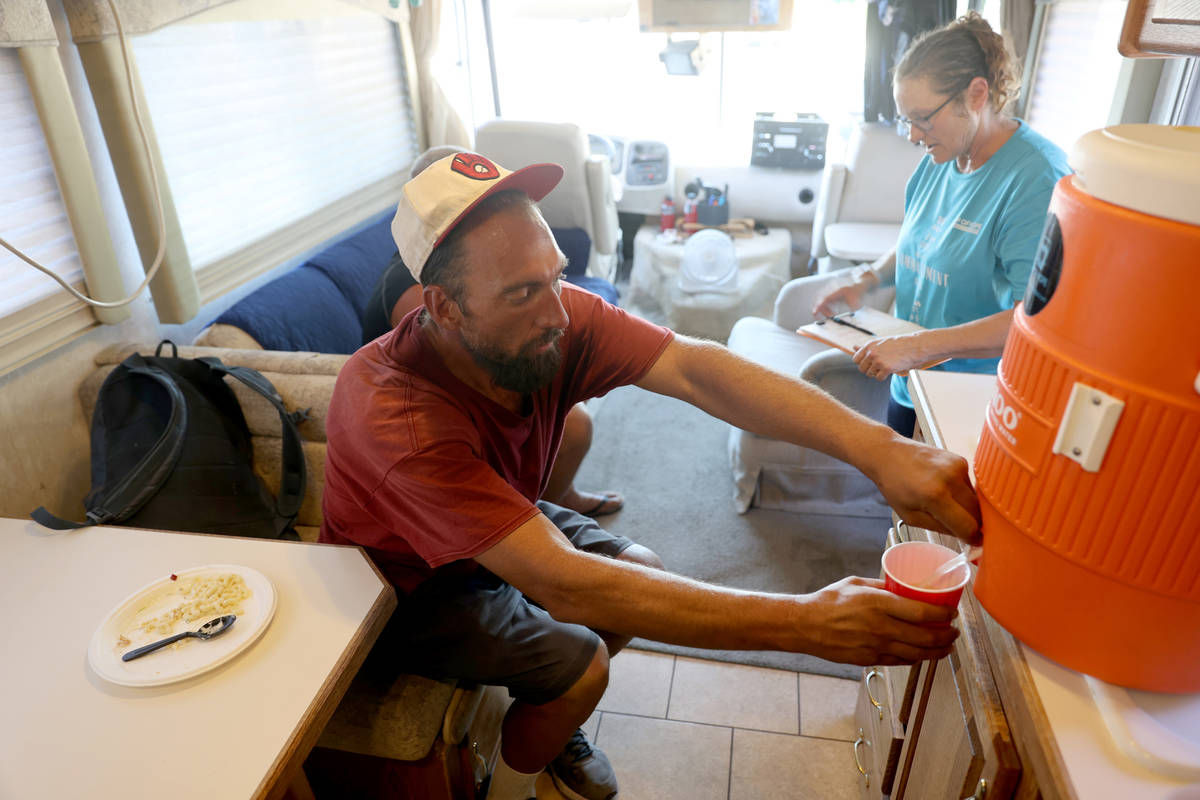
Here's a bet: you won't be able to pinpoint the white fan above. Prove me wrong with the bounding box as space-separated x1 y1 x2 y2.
678 229 738 294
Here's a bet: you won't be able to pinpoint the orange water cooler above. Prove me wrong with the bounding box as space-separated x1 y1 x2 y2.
973 125 1200 693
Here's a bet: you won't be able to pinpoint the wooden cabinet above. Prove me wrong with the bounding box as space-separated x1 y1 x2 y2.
853 663 909 797
854 518 1022 799
1120 0 1200 57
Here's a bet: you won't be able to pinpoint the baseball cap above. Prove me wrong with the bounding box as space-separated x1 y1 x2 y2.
392 151 564 281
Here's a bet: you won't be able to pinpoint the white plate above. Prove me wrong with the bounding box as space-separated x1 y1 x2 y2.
88 564 276 687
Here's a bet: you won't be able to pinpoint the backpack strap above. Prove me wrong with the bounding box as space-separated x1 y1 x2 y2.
32 360 188 530
199 358 308 536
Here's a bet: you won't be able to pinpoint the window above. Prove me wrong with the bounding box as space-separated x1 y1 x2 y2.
435 0 495 136
482 1 868 164
0 50 84 321
130 10 420 302
0 44 126 376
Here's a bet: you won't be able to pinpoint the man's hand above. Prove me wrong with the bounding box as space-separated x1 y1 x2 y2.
794 577 958 666
864 435 982 543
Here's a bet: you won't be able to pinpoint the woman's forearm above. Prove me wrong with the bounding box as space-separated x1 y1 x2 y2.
853 248 897 290
916 307 1015 361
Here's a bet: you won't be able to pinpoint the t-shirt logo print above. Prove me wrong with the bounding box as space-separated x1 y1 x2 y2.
451 153 501 181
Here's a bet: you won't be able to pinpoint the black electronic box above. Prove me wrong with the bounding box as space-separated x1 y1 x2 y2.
751 113 828 170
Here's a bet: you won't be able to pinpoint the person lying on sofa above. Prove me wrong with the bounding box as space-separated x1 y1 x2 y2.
361 146 622 519
320 152 982 800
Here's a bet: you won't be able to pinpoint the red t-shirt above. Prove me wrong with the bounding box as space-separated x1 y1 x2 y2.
319 283 674 592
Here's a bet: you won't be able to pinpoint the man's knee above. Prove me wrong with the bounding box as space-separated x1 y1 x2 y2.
543 630 610 710
618 542 665 572
564 403 594 450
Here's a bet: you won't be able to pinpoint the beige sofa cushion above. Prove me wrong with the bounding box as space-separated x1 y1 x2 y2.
194 323 264 350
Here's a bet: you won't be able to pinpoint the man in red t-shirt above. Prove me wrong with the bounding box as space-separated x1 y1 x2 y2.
321 153 982 800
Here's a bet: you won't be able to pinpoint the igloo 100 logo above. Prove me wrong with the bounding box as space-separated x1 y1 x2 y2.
992 394 1021 431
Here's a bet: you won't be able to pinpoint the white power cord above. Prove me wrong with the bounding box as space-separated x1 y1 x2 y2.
0 0 167 309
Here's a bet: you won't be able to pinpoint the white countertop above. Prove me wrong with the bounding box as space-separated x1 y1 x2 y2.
0 518 394 799
908 370 1200 798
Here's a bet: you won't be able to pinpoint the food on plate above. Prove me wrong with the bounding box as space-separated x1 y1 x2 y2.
134 572 252 637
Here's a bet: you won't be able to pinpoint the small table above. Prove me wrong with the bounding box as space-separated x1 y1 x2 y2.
0 518 396 800
629 225 792 340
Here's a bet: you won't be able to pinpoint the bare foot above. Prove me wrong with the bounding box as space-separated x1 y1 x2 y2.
560 489 624 517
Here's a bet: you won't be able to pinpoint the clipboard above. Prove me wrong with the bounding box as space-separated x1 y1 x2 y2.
797 307 950 375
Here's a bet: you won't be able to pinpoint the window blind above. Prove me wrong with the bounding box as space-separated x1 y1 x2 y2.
130 13 420 300
0 49 84 321
1025 0 1129 154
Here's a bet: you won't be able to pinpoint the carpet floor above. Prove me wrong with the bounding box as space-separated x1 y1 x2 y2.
575 384 892 680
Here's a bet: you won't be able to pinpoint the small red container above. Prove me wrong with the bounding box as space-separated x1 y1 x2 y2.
660 196 676 232
882 541 970 608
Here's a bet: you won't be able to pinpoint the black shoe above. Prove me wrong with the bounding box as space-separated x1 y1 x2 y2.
548 728 618 800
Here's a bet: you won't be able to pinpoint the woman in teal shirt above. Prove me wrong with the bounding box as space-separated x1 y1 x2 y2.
815 13 1070 435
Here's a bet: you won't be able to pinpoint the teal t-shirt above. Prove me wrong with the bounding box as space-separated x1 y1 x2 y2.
890 120 1070 408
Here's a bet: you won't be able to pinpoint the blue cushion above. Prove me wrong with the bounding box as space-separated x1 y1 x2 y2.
566 275 620 306
306 215 398 319
214 265 363 354
552 227 591 277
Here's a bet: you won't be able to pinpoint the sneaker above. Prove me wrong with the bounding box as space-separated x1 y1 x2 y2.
548 728 619 800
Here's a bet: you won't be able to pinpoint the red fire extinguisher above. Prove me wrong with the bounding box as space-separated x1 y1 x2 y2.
660 196 676 232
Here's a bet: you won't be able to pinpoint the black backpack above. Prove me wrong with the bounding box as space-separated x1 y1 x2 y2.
33 341 308 539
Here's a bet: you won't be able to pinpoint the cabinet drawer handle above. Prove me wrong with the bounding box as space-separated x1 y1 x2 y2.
962 778 987 799
853 729 870 788
865 669 886 720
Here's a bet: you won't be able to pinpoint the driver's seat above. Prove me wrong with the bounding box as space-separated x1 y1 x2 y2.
475 119 621 280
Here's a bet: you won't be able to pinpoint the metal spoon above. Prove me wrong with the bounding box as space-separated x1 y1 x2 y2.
121 615 237 662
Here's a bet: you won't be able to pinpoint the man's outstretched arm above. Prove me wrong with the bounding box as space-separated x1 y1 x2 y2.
474 513 958 667
634 334 981 542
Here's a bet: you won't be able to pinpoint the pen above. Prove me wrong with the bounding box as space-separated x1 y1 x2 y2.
827 313 875 336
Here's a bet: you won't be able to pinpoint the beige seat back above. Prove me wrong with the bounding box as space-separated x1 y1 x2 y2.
811 121 924 270
475 119 619 279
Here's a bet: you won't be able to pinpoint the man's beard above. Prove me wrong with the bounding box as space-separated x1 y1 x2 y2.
463 328 564 394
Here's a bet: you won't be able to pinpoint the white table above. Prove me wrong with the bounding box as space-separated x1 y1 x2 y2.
0 518 396 800
908 370 1200 799
628 224 792 340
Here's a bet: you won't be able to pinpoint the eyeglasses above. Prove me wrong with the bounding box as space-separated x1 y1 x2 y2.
897 92 958 134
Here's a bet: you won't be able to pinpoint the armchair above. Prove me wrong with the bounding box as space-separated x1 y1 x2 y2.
726 269 897 516
475 119 621 280
809 121 923 273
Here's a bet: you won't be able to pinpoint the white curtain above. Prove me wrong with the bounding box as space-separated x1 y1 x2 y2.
1001 0 1036 65
411 0 471 149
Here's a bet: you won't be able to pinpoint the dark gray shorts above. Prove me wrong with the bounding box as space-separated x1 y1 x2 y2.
374 501 635 705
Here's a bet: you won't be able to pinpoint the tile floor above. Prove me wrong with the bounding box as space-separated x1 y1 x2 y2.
532 649 863 800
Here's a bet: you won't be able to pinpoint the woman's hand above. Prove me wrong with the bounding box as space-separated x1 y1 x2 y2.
813 263 885 318
852 332 930 379
812 282 869 318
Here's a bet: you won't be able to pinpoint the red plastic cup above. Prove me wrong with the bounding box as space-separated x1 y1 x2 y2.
881 541 971 610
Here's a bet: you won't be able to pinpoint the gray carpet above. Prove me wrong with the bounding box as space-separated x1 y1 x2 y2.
575 384 891 680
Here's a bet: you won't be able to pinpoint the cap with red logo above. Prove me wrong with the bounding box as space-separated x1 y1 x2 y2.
391 151 564 281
